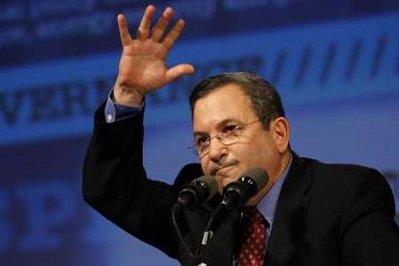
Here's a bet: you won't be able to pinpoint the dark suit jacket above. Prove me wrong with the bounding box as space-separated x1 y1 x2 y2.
83 104 399 265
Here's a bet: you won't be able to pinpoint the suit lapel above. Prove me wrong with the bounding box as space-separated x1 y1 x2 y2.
265 153 312 265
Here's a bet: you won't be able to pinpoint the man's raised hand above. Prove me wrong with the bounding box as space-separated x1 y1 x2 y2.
114 5 195 106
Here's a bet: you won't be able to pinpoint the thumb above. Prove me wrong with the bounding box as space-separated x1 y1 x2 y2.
165 64 195 83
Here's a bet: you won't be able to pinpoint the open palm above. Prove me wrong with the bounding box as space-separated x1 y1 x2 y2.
116 6 194 96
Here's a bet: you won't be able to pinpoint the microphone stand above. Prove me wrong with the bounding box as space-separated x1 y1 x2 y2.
196 174 260 265
173 202 228 266
176 168 267 265
196 202 231 266
171 203 196 260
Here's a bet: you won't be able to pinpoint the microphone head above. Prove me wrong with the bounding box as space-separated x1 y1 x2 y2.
178 174 217 210
223 167 269 209
191 174 218 202
238 167 269 193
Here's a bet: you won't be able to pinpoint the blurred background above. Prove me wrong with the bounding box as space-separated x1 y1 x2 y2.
0 0 398 265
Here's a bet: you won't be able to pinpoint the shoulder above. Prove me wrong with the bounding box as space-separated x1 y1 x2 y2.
300 156 387 190
297 155 395 215
292 155 395 235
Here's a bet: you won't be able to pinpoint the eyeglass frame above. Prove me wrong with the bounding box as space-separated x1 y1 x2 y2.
188 119 262 158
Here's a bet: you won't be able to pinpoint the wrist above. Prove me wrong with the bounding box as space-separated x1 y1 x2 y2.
113 82 145 107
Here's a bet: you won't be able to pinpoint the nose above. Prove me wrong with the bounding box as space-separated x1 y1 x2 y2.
207 136 227 162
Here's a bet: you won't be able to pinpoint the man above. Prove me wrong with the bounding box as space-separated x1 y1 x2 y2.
83 5 399 265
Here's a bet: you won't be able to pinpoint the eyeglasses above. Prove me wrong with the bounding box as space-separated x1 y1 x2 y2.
189 120 261 158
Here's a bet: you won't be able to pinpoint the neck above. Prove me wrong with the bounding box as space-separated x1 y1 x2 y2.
247 150 292 206
270 150 292 188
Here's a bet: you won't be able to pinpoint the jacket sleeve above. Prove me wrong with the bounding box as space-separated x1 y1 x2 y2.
82 102 179 258
340 168 399 266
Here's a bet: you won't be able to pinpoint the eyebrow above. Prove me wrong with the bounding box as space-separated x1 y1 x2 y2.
192 118 240 137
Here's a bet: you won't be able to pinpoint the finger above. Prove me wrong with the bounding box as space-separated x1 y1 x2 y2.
166 64 195 83
117 14 132 46
151 7 174 42
137 5 155 40
163 19 185 52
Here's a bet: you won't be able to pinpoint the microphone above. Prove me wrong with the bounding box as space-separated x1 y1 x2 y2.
177 175 217 210
222 168 269 209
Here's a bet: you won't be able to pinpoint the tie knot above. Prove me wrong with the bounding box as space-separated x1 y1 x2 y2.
244 207 265 223
244 206 259 215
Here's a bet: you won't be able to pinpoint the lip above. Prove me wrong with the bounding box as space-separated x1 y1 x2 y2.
216 165 234 176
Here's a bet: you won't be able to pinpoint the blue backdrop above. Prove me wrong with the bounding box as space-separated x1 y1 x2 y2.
1 1 399 265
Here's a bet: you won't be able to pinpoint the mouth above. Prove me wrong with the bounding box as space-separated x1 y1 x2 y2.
209 160 239 177
215 165 235 176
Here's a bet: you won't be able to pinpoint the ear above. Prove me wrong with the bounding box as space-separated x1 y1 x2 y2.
270 117 290 153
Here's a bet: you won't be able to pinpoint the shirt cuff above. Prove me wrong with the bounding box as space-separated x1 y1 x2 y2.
104 89 144 123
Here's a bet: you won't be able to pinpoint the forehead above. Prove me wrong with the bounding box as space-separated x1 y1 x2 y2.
192 84 257 130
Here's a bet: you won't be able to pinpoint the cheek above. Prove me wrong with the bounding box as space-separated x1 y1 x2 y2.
200 159 211 175
200 160 224 193
234 141 266 162
234 137 276 168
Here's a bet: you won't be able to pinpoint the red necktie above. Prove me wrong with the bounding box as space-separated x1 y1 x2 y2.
235 207 268 266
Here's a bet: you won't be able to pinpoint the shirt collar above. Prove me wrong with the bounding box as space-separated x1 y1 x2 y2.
257 155 292 231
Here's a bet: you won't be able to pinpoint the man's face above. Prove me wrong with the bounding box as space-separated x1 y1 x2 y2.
192 84 285 193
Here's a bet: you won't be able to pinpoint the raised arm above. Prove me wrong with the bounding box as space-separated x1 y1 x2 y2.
83 5 194 258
